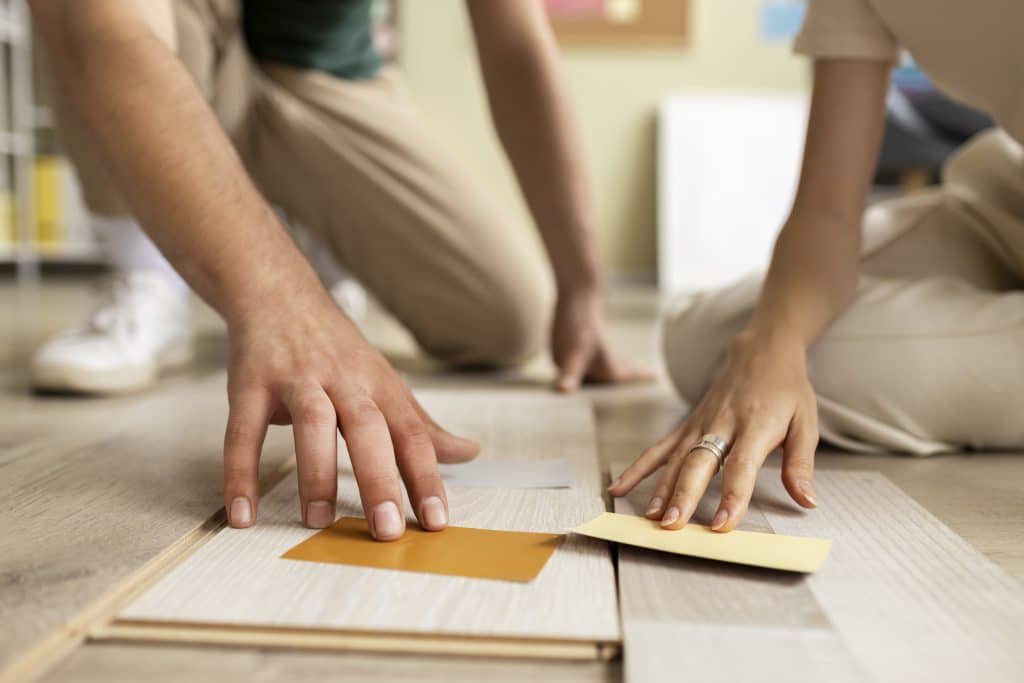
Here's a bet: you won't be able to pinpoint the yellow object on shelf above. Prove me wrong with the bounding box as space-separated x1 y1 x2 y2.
0 191 13 246
34 155 64 247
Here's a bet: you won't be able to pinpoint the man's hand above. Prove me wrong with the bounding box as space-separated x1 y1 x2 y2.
224 294 479 539
551 286 656 392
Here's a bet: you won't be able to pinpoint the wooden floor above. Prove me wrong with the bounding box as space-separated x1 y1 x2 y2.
2 275 1023 682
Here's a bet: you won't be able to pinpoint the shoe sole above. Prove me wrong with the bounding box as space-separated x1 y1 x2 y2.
31 343 196 395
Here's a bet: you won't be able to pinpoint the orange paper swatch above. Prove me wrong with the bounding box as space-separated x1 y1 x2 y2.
281 517 563 582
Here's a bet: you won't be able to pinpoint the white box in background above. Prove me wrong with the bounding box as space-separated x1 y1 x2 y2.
658 93 809 293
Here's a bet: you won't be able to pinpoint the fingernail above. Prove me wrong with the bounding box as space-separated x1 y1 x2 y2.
420 496 448 530
372 501 404 540
660 506 681 526
306 500 334 529
607 476 622 491
645 497 664 515
711 509 729 531
229 497 253 527
798 480 818 507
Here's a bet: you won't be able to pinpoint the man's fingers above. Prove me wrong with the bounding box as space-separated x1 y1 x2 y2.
331 392 405 541
555 346 590 393
712 428 775 533
585 344 657 386
284 386 339 530
607 423 686 497
380 394 449 532
223 388 272 528
781 413 819 509
404 387 479 464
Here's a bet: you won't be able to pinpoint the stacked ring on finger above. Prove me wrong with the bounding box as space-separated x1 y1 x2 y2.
687 433 730 474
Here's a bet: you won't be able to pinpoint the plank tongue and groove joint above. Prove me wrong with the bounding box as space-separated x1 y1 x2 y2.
94 392 621 660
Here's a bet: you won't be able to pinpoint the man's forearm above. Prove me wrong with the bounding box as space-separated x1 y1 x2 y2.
744 59 891 350
32 1 326 324
468 0 602 293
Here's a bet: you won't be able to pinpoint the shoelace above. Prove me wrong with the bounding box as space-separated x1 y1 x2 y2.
84 275 147 342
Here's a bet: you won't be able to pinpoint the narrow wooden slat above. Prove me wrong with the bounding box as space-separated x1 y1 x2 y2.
95 621 619 661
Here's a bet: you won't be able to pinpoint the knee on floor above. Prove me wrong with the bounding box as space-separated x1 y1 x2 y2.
420 280 552 369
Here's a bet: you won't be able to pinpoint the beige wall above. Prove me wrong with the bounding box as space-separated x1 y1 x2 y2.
397 0 809 281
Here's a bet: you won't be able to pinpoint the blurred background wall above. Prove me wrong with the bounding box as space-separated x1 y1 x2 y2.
397 0 809 282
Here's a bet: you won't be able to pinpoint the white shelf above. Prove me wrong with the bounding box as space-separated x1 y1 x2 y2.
0 242 106 266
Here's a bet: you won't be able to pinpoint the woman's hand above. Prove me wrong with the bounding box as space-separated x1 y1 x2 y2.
608 329 819 532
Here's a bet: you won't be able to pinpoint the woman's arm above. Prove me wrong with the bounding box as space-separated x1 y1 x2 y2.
747 59 891 349
609 59 891 531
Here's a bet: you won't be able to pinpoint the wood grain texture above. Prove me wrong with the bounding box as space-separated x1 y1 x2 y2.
43 642 620 683
93 621 616 661
0 370 296 678
611 463 1024 683
7 281 1024 681
114 392 620 647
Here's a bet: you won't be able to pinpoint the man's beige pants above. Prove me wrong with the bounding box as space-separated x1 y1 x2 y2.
56 0 552 368
664 129 1024 454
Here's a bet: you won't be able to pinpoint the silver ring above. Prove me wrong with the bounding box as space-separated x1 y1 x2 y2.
687 433 730 473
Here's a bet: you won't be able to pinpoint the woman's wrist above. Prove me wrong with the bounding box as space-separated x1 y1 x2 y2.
728 323 808 365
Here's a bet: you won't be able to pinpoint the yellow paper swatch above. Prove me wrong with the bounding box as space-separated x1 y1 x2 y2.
282 517 563 582
573 512 831 573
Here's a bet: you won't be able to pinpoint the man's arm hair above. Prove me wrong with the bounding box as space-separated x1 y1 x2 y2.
30 0 327 323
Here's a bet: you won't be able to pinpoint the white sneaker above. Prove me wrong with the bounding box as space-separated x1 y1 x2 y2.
32 271 195 394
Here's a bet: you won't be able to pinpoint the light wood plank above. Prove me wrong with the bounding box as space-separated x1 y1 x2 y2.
610 463 863 683
0 371 296 678
9 280 1024 681
611 463 1024 682
113 392 620 647
761 469 1024 682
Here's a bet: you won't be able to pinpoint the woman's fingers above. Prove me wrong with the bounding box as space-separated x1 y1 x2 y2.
711 427 777 533
659 446 720 529
781 412 819 508
643 442 691 518
608 423 686 498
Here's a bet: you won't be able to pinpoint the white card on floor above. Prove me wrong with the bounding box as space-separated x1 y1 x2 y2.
438 458 573 489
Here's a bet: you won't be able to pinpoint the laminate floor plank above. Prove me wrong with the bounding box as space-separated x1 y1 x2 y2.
761 469 1024 682
115 392 620 645
610 464 864 683
611 463 1024 682
0 372 296 674
6 280 1024 681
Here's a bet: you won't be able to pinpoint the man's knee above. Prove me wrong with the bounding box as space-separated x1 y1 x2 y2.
419 267 553 369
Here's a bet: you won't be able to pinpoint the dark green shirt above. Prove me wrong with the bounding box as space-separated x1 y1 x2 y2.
242 0 381 80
